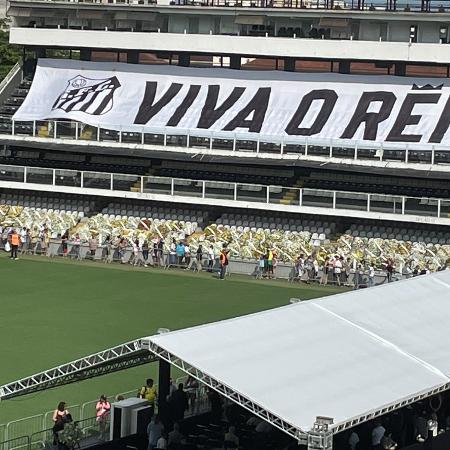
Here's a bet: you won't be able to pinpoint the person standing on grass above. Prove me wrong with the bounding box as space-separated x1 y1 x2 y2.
19 227 27 254
142 240 149 267
40 229 49 256
334 255 342 286
207 245 215 272
184 242 191 267
219 245 229 280
9 229 20 260
61 230 69 257
169 239 177 266
72 233 81 260
267 248 275 279
176 241 185 266
187 245 202 271
195 244 203 272
368 263 375 287
102 235 112 263
88 235 98 259
158 238 165 265
30 228 39 255
152 239 158 266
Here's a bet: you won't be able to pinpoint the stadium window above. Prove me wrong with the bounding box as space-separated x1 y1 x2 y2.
410 24 418 43
440 25 448 43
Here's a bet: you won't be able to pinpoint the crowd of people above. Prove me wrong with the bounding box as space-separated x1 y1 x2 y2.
51 395 111 449
35 368 450 450
336 392 450 450
2 225 449 288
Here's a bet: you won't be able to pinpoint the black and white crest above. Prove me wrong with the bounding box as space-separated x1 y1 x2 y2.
52 75 121 115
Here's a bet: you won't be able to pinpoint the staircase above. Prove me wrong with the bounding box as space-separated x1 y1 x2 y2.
279 178 304 205
130 166 155 192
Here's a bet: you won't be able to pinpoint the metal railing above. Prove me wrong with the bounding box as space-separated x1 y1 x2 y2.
0 436 30 450
0 163 449 222
7 0 448 12
29 416 102 450
0 389 136 445
3 118 450 166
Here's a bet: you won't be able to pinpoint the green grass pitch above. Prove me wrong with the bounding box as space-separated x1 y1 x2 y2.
0 255 345 425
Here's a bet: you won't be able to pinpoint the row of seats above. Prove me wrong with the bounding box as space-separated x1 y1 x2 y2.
304 178 450 198
345 223 450 245
156 167 293 186
0 79 31 119
217 213 336 237
101 202 209 224
0 192 95 214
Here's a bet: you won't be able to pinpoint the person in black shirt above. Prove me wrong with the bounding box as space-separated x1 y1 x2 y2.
169 384 188 423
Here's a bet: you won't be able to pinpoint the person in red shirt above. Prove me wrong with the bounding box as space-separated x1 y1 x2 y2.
219 245 229 280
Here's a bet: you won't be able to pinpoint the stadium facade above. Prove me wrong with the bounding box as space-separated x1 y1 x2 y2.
1 1 450 450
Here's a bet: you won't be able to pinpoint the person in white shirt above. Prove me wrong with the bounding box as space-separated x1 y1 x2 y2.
368 264 375 287
184 244 191 267
207 245 215 272
372 422 386 449
155 434 167 449
334 256 342 286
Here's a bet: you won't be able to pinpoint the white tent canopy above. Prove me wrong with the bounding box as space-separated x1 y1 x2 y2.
143 270 450 441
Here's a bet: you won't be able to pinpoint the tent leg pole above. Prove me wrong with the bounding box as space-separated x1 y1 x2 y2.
158 358 171 425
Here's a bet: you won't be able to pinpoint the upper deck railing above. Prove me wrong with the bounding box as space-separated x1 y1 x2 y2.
8 0 450 12
0 162 450 223
2 117 450 167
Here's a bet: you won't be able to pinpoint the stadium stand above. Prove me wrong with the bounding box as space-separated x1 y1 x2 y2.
1 190 449 273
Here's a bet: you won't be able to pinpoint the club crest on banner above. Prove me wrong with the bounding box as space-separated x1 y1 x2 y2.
52 75 121 116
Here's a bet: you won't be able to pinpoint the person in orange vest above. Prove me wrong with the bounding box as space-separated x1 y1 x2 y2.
219 245 229 280
9 229 21 260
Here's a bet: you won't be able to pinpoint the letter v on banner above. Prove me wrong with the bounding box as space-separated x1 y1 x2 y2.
197 85 246 129
134 82 183 125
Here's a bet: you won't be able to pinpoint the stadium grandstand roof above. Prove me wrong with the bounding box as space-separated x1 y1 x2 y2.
143 270 450 442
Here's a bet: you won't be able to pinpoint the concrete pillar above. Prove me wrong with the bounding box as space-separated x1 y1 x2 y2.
284 57 296 72
35 47 46 59
230 55 241 70
80 49 92 61
394 62 406 76
338 60 351 74
127 50 139 64
178 53 191 67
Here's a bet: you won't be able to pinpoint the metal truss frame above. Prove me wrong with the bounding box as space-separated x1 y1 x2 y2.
332 381 450 434
145 339 450 449
0 339 157 400
145 341 308 443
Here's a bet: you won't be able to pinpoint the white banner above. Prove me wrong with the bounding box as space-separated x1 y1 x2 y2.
13 59 450 146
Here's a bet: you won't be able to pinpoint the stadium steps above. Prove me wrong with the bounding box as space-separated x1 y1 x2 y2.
129 167 156 192
279 178 303 205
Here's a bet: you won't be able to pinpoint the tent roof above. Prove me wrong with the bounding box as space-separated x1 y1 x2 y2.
143 271 450 439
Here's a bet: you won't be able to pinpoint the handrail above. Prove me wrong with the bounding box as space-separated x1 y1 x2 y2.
5 117 450 154
0 162 449 225
0 162 447 204
6 0 448 12
0 63 21 96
